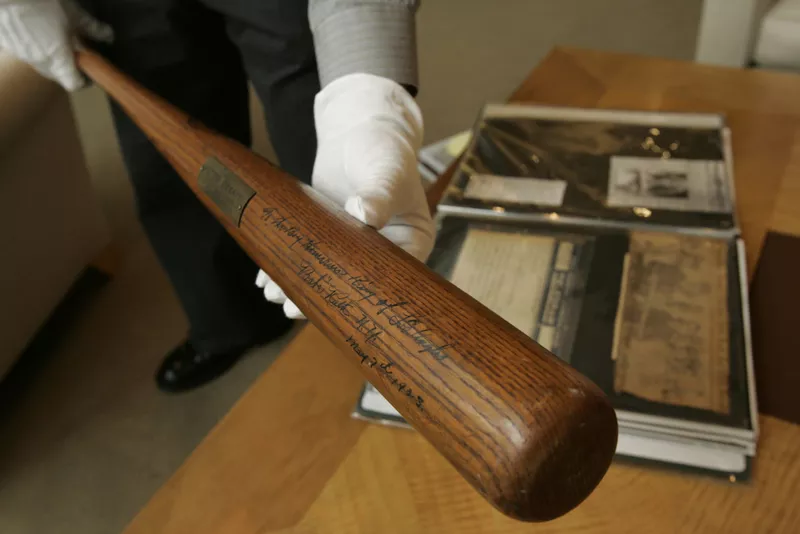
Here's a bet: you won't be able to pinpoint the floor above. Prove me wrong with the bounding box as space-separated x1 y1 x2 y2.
0 1 703 533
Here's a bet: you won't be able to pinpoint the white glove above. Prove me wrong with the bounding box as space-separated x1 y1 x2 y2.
0 0 113 91
256 73 436 319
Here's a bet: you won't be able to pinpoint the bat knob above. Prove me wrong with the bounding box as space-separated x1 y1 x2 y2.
496 386 618 522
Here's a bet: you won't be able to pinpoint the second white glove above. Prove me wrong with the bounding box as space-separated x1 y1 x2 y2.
256 73 436 319
0 0 113 91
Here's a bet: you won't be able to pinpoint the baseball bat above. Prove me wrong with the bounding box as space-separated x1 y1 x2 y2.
76 48 617 522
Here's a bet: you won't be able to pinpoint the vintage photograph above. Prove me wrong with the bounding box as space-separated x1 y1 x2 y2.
608 156 731 213
613 168 689 199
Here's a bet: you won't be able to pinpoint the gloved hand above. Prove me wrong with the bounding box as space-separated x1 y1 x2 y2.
0 0 113 91
256 73 436 319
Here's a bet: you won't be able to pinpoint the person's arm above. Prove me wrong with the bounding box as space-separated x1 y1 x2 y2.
256 1 433 319
309 0 419 91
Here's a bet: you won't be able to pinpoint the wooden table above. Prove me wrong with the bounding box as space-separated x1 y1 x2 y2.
125 48 800 534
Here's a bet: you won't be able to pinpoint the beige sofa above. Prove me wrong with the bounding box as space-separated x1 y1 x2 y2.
0 52 109 377
754 0 800 69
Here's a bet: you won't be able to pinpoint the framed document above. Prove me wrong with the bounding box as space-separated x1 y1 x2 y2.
355 101 757 479
563 230 752 429
441 103 736 231
354 217 755 478
353 383 408 428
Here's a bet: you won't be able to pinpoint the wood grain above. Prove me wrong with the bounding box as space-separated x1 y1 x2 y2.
76 48 618 522
123 326 800 534
284 413 800 534
119 326 800 534
122 47 800 534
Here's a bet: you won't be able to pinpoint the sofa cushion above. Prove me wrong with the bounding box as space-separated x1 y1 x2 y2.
755 0 800 68
0 51 59 159
0 51 109 373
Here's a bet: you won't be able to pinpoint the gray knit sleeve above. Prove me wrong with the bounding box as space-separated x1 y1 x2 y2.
309 0 419 89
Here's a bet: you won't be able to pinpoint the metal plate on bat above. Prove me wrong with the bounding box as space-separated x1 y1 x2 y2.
197 157 255 226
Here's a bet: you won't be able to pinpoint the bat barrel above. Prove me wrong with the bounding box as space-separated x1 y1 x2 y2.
76 47 618 522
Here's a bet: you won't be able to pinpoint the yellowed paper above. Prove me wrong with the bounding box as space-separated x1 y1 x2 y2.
464 175 567 206
613 232 730 413
449 229 555 337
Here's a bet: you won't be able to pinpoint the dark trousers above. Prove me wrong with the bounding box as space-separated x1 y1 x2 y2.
81 0 320 352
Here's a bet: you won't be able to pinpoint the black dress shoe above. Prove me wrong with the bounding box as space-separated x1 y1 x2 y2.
155 320 293 393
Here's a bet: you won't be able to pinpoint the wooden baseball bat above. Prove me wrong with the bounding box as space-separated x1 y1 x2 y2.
76 48 617 522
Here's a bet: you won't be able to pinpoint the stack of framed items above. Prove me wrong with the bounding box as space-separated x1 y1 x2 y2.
353 104 758 480
417 130 471 184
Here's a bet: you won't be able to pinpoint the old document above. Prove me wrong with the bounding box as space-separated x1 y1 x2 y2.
464 175 567 206
613 232 730 413
449 229 556 338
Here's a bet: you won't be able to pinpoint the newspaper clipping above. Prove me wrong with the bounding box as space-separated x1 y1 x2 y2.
613 232 730 413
